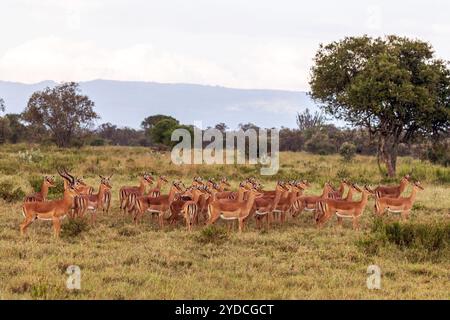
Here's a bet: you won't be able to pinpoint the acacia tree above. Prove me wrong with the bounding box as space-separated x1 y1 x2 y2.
310 35 450 176
22 82 99 148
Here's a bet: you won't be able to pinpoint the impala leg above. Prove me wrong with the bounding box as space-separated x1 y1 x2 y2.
352 217 360 230
52 217 61 238
401 210 410 221
91 210 97 225
20 216 34 235
238 218 244 233
337 217 343 227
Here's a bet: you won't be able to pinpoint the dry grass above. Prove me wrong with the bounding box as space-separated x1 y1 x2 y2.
0 144 449 299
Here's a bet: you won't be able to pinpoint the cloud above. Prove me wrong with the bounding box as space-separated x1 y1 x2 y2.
0 36 310 90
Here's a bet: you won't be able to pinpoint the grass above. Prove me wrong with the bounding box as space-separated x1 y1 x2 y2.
0 144 449 299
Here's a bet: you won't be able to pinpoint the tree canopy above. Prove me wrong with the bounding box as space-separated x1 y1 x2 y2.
310 35 450 176
22 82 99 148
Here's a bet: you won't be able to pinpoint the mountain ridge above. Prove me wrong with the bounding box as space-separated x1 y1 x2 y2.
0 79 317 129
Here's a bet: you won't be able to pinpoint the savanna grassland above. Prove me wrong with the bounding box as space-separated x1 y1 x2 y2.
0 144 449 299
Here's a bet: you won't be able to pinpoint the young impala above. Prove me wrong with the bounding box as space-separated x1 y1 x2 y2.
73 175 113 223
119 173 153 214
20 168 80 238
315 185 372 230
24 176 56 202
328 179 347 199
371 175 411 198
374 181 424 220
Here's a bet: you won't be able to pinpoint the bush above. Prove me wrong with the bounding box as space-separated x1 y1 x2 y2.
339 142 357 161
90 138 106 146
0 181 26 202
357 219 450 261
196 225 229 244
61 218 90 239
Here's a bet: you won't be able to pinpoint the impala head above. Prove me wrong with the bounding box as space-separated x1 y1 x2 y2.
58 168 79 196
325 181 335 192
351 183 362 193
158 175 168 183
239 181 251 190
413 181 424 190
142 172 154 184
294 180 308 190
44 175 56 187
403 174 411 183
99 175 112 189
276 181 289 191
220 177 231 189
172 180 185 192
76 177 87 186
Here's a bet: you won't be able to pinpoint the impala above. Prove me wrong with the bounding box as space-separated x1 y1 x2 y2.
73 175 113 223
119 173 153 214
315 185 372 230
207 184 262 232
148 175 169 198
133 181 185 227
181 186 210 231
328 179 347 199
374 181 424 220
24 176 56 202
371 175 411 198
272 181 306 222
20 168 80 237
292 182 335 217
254 181 289 229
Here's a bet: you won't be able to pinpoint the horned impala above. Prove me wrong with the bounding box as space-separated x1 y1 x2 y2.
371 175 411 198
374 181 424 220
207 184 262 232
315 185 372 230
24 176 56 202
73 175 113 223
20 168 80 237
119 173 153 214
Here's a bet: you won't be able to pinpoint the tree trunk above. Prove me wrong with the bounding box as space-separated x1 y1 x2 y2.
377 134 398 177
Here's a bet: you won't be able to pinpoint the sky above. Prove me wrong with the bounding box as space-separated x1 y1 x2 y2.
0 0 449 91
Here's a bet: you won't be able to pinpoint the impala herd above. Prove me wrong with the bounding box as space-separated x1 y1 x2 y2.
19 170 423 237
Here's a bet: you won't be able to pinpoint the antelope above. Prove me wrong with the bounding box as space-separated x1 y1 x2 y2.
254 181 289 229
126 175 169 213
73 175 112 223
374 181 424 220
315 185 372 230
119 173 153 214
207 184 262 232
20 168 80 238
148 176 169 198
328 179 347 199
76 177 94 195
272 181 306 222
192 176 204 187
133 181 185 227
371 175 411 198
181 186 210 231
291 182 335 217
102 177 112 214
24 176 56 202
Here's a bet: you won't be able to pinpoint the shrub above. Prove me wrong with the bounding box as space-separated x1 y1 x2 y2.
196 225 229 244
357 219 450 261
90 138 106 146
0 181 26 202
339 142 357 161
61 218 90 239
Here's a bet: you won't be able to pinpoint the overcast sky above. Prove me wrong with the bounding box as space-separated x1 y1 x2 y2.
1 0 449 91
